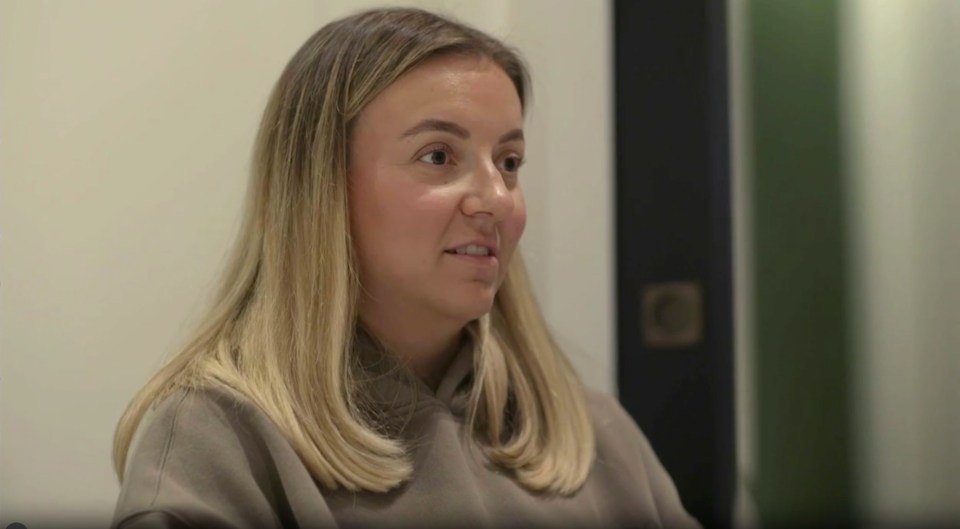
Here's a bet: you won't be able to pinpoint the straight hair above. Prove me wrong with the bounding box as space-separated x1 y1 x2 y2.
113 7 594 495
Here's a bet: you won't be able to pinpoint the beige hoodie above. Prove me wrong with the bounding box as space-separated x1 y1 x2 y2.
112 342 701 529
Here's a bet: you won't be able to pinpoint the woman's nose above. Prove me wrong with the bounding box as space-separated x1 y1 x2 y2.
461 160 515 221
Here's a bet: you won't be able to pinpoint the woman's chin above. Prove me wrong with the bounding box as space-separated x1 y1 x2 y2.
440 290 497 323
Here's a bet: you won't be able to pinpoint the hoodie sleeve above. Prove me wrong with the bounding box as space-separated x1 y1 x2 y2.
112 387 339 529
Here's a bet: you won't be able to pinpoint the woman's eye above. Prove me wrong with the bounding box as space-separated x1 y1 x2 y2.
500 155 524 173
418 149 450 165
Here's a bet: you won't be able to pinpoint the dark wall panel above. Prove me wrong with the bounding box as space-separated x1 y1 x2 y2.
614 1 735 526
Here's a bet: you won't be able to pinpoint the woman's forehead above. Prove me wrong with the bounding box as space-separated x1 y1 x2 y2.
357 55 524 136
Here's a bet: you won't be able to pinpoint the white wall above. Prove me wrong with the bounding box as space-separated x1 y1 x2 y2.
0 0 613 524
727 0 759 526
843 0 960 524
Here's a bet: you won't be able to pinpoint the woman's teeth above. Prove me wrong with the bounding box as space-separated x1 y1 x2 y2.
452 245 490 256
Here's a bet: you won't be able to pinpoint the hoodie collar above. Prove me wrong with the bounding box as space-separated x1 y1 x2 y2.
353 325 476 419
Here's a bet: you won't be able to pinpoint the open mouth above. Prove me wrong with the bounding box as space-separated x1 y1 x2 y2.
445 244 493 257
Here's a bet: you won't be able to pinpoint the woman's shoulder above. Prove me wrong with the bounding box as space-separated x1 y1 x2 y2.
140 384 263 432
580 387 703 529
582 387 651 447
114 384 333 528
124 384 270 465
581 388 661 466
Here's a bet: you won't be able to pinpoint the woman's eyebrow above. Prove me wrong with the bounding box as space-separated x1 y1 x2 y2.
400 119 469 139
498 129 524 144
399 119 524 144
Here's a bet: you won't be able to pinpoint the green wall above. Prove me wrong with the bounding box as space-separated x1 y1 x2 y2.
748 0 853 524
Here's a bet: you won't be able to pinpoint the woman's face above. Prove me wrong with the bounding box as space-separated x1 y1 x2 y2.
349 54 526 327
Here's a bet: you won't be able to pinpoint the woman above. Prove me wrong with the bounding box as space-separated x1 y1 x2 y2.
112 7 699 529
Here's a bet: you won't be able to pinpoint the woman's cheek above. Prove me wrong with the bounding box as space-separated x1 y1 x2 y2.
509 194 527 241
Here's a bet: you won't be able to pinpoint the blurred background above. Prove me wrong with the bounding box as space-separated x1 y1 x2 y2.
1 0 957 527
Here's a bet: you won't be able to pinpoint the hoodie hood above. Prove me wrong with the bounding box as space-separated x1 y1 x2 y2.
352 324 477 424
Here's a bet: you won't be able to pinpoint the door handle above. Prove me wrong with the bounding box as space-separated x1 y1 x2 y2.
641 281 703 348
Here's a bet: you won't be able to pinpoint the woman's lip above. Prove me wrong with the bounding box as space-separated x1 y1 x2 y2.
445 242 499 257
444 251 498 265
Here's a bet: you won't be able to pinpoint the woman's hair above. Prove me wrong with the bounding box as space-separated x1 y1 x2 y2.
113 7 594 495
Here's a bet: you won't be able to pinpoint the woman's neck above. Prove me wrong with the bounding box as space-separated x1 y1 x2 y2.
359 306 465 391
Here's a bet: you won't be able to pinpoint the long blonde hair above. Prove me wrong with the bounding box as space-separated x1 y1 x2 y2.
113 7 594 495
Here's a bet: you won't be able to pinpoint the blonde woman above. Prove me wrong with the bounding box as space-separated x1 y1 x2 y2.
112 7 700 529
